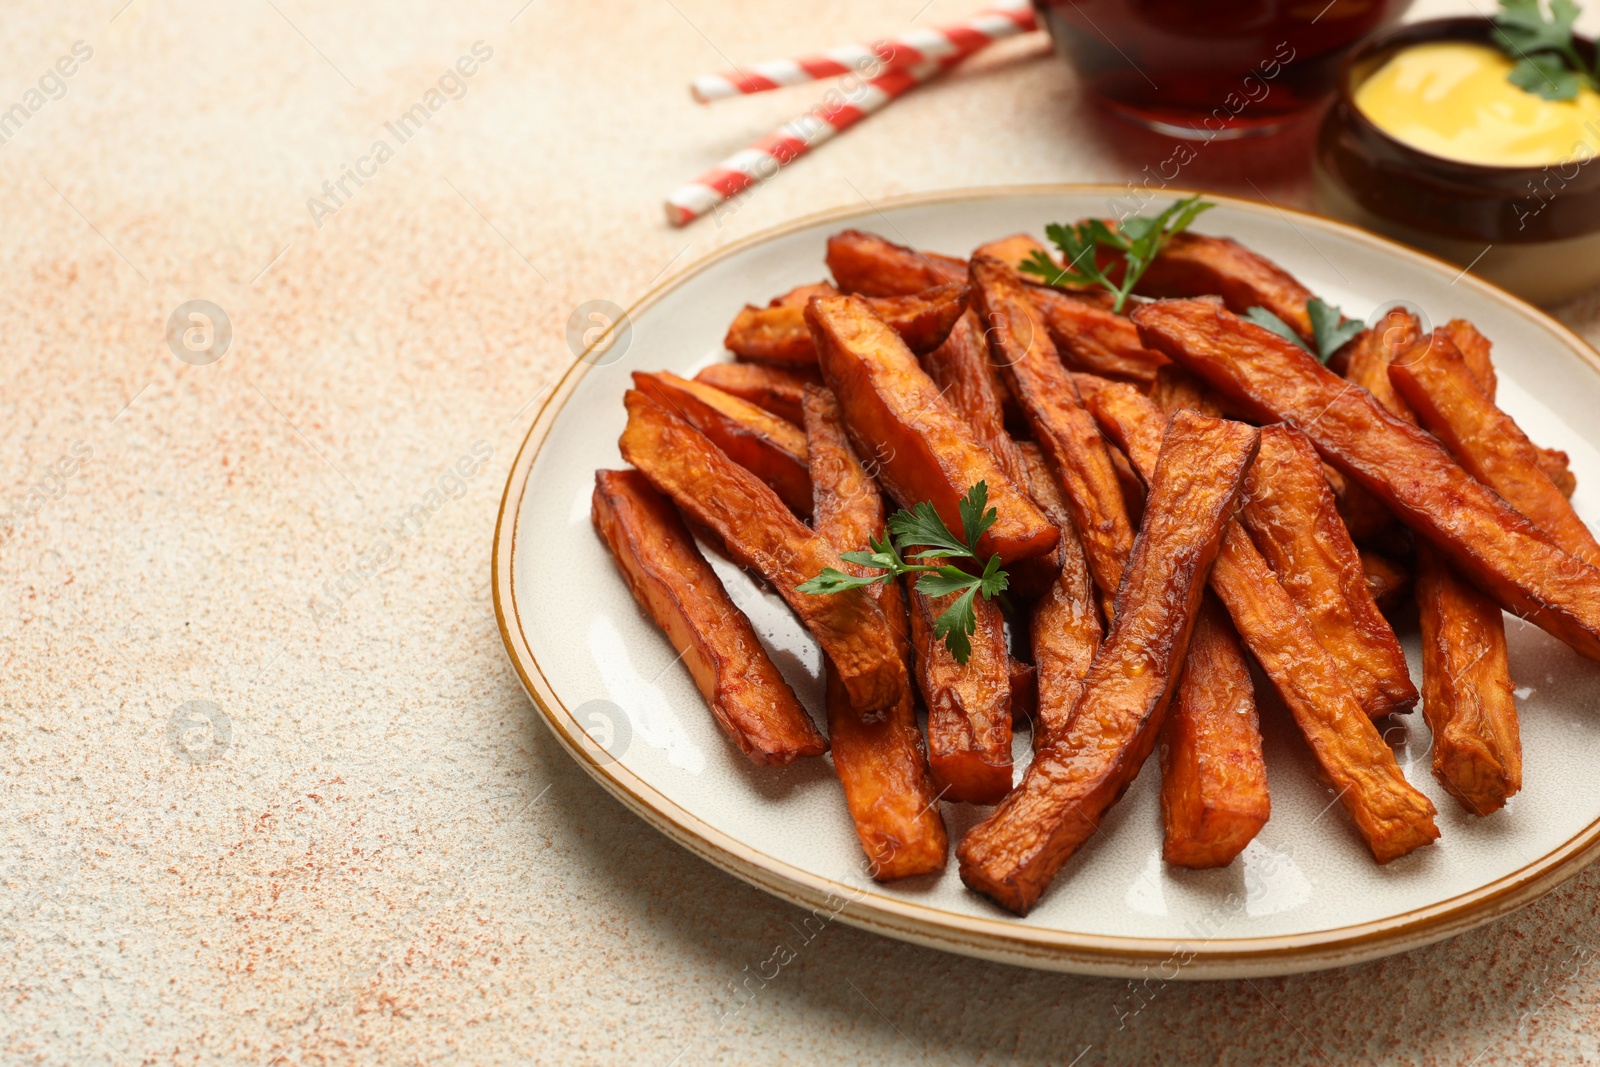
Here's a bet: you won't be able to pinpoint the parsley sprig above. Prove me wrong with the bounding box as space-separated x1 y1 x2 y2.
1244 298 1364 364
798 482 1009 665
1494 0 1599 101
1018 195 1216 313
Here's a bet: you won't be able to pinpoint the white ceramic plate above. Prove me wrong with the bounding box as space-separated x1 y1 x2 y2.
493 186 1600 978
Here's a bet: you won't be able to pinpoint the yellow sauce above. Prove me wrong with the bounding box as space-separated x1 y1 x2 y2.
1354 41 1600 167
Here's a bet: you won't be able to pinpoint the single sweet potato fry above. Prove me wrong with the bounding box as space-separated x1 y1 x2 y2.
693 362 817 425
619 390 907 715
806 294 1059 565
724 283 969 365
1028 571 1099 753
1080 378 1439 863
1109 440 1149 529
1442 320 1577 498
1149 364 1222 416
1132 298 1600 664
771 281 839 308
826 229 966 296
1361 551 1411 612
1389 335 1600 570
1414 543 1523 815
804 386 884 562
1064 371 1149 527
1018 442 1102 750
1078 376 1191 482
592 470 827 764
1344 306 1423 426
974 233 1050 269
633 370 813 517
1238 425 1419 717
823 665 948 878
1351 316 1578 513
1026 284 1169 385
1160 596 1269 869
1009 658 1039 728
865 284 972 355
1538 448 1578 498
910 586 1013 804
1439 319 1496 393
919 311 1030 490
970 254 1135 605
1134 231 1317 343
804 386 949 878
724 306 825 365
958 412 1259 914
1018 438 1084 540
1323 462 1396 546
1067 370 1114 405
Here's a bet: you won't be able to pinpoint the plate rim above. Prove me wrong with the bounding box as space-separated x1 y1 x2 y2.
492 183 1600 978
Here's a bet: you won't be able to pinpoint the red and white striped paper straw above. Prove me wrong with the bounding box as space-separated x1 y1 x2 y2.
666 56 961 228
689 0 1035 103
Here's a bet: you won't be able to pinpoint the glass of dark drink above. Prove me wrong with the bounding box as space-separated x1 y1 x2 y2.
1034 0 1413 139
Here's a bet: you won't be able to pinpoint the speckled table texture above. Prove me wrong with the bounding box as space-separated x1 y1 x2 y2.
8 0 1600 1064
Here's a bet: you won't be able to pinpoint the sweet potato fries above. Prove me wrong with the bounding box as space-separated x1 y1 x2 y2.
1133 298 1600 664
1160 597 1270 869
1341 318 1525 815
1080 377 1436 864
633 370 813 517
587 210 1596 918
725 282 969 364
805 386 949 877
1237 425 1418 717
620 390 907 716
957 412 1259 914
970 254 1135 606
807 293 1058 565
1388 333 1600 569
592 470 827 764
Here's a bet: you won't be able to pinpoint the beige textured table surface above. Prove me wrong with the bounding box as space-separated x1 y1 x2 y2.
8 1 1600 1064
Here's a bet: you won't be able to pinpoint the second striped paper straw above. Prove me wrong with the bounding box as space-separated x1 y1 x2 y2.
689 0 1035 103
666 56 960 228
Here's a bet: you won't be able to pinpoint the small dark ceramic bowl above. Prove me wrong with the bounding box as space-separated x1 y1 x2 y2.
1314 17 1600 304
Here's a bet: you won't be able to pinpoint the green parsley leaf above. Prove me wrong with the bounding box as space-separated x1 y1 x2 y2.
802 481 1012 665
957 481 999 553
888 501 971 560
914 567 982 598
1494 0 1598 96
1021 195 1216 313
976 554 1010 599
929 585 981 665
1244 299 1361 364
1308 298 1365 362
1242 307 1310 351
838 549 893 570
1510 53 1584 98
836 533 901 573
796 567 885 595
1019 248 1078 289
1022 220 1112 291
1496 0 1577 53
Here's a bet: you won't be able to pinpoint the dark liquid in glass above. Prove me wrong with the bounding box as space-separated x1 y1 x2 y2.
1035 0 1412 138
